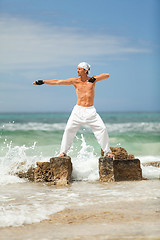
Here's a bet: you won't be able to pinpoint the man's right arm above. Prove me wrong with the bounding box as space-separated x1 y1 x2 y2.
33 78 75 86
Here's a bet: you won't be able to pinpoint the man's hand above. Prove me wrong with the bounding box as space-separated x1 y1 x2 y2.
33 80 44 85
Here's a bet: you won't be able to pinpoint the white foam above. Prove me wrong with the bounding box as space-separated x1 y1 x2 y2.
0 135 160 186
0 122 66 131
139 155 160 164
0 173 26 185
0 198 66 227
0 183 81 227
139 155 160 180
0 150 160 228
71 134 99 181
1 121 160 133
71 136 160 181
106 122 160 133
0 142 38 185
142 165 160 180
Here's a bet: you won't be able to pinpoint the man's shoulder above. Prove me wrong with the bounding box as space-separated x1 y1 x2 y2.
71 77 80 83
66 77 78 81
72 77 79 80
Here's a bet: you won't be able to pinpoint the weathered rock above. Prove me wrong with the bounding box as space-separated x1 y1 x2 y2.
142 161 160 168
113 159 142 181
128 154 135 159
99 146 142 182
101 147 134 160
110 147 128 160
10 161 35 181
50 157 73 185
34 162 51 182
34 157 72 185
17 166 35 181
99 157 114 182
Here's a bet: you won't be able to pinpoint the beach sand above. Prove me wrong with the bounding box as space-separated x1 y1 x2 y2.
1 182 160 240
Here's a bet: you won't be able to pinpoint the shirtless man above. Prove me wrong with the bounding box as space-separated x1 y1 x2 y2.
33 62 113 158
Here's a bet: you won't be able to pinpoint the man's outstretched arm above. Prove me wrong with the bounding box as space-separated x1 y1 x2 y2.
33 78 75 86
90 73 110 83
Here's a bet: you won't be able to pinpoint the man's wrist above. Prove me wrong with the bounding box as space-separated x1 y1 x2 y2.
35 80 44 85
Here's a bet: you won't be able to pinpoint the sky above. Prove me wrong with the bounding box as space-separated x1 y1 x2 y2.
0 0 159 112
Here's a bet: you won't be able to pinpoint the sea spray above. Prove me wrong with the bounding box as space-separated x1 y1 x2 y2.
0 135 159 185
71 134 99 181
140 156 160 180
0 141 39 185
0 112 159 228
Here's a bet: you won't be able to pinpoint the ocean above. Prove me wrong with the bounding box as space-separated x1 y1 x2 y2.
0 111 160 227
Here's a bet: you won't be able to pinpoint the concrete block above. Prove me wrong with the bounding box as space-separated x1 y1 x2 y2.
99 156 114 182
34 156 72 185
113 159 142 181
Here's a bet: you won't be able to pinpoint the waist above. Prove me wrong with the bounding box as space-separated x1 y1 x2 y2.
75 104 94 109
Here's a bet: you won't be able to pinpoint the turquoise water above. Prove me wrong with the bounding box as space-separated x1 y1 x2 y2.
0 112 160 156
0 112 160 227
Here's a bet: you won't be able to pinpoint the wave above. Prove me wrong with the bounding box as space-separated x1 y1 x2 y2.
1 121 160 133
107 122 160 133
0 135 159 187
0 122 66 131
139 155 160 180
0 136 159 228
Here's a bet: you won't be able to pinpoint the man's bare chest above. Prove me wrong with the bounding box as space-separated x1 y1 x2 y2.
75 82 95 93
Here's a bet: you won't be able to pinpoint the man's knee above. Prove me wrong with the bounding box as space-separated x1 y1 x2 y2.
100 125 106 133
64 125 72 134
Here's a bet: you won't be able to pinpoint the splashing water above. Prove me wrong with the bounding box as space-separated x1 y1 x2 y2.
0 141 38 185
71 134 99 181
0 130 159 186
0 134 100 185
0 135 159 228
0 112 159 229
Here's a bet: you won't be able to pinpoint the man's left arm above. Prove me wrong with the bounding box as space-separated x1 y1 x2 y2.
88 73 110 83
94 73 110 82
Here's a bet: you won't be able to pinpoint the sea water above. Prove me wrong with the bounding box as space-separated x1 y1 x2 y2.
0 112 160 227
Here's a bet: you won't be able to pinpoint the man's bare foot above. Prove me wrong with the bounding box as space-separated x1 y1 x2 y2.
107 152 115 159
58 152 67 157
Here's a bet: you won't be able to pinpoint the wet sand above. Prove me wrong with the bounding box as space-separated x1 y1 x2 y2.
0 181 160 240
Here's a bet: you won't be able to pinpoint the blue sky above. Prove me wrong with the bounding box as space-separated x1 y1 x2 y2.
0 0 159 112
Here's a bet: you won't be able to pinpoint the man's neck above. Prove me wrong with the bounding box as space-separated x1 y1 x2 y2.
80 75 88 82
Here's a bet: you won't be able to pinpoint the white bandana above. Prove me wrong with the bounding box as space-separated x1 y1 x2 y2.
78 62 91 74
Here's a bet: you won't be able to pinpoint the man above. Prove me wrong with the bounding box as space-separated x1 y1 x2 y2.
33 62 114 158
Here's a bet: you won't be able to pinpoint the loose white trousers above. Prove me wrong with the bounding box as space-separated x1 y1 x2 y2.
60 105 111 155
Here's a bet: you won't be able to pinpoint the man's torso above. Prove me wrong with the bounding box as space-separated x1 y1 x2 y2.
73 77 95 107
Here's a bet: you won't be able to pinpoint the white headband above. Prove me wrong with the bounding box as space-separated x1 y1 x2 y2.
78 62 91 74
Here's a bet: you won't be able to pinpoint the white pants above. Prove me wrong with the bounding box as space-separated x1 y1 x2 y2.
60 105 112 155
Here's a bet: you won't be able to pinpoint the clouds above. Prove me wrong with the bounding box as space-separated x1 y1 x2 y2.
0 15 151 71
0 0 159 114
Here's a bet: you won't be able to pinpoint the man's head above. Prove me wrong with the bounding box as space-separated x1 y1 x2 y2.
77 62 91 76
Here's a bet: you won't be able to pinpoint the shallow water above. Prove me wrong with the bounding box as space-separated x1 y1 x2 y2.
1 180 160 228
0 112 160 227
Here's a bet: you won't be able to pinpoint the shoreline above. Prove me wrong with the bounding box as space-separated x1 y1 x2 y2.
1 181 160 240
